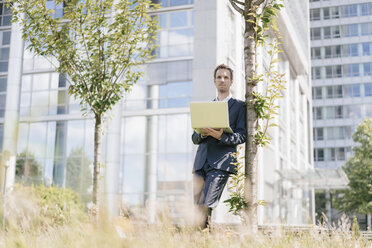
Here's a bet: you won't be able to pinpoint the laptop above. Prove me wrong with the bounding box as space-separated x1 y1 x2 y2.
189 101 233 134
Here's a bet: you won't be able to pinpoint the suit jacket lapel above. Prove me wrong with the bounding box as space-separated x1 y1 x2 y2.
228 98 235 111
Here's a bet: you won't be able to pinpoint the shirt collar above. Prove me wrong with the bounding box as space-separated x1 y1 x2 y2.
215 93 232 102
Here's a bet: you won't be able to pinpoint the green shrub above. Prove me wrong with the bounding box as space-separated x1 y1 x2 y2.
1 184 88 231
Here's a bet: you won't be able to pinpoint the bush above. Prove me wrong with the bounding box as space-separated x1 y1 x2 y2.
1 184 87 231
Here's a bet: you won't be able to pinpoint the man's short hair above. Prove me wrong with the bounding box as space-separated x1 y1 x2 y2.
214 64 234 80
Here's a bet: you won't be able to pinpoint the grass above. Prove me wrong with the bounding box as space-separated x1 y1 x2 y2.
0 185 371 248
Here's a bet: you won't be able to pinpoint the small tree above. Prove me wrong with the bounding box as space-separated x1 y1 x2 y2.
10 0 158 220
228 0 284 231
337 118 372 215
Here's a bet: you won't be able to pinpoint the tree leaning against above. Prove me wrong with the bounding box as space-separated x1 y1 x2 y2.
9 0 159 221
228 0 284 231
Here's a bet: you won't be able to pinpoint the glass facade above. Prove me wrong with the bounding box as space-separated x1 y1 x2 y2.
0 1 11 154
12 2 195 208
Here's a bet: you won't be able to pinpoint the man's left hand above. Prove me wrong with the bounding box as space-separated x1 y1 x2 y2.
201 128 223 140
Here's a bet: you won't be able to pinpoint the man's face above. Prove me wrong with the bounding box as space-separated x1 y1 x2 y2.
214 69 233 93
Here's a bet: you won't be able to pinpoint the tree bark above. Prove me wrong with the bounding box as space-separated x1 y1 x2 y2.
243 7 259 233
92 113 102 222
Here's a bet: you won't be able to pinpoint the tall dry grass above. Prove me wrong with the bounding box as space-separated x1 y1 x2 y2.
0 185 370 248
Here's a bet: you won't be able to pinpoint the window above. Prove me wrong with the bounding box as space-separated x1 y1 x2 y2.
326 126 350 140
325 106 334 119
361 22 372 36
313 107 323 120
154 10 194 59
314 149 324 162
323 8 330 20
325 66 333 78
0 2 12 26
337 148 345 161
326 86 333 99
345 24 359 37
332 26 340 38
346 64 359 77
361 3 372 16
349 44 359 56
331 7 340 19
311 28 321 40
335 106 343 119
326 85 343 99
366 104 372 117
365 83 372 96
312 67 321 80
311 47 321 59
324 46 332 58
45 0 63 19
334 65 342 77
362 43 371 55
314 128 324 141
364 63 372 76
349 84 361 97
334 85 343 98
348 105 361 118
341 5 358 18
323 26 331 39
333 45 341 57
326 106 343 119
310 9 321 21
159 81 192 108
0 30 10 74
312 87 323 99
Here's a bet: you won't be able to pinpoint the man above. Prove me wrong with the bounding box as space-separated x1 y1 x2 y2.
192 64 247 229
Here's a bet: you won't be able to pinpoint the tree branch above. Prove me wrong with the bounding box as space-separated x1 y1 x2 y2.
231 0 245 6
229 0 244 15
254 0 266 7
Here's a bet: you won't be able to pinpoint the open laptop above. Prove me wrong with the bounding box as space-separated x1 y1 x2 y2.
190 101 233 134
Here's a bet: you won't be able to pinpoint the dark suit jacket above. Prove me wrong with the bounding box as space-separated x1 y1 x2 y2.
192 98 247 174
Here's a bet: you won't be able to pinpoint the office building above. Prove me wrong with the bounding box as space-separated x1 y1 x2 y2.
310 0 372 228
0 0 314 225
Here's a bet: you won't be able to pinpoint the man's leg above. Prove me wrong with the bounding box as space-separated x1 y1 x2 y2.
193 169 208 229
193 172 205 205
201 168 230 228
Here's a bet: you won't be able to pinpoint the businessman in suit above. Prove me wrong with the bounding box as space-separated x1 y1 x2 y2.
192 64 247 229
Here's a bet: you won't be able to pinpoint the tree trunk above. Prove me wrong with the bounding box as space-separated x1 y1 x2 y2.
92 113 102 222
243 10 259 233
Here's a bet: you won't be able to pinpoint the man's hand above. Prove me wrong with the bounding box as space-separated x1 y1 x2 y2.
201 128 223 140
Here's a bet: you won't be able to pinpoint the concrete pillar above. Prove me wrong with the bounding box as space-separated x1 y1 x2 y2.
367 214 371 231
325 190 332 224
1 18 24 191
145 85 158 223
104 101 122 219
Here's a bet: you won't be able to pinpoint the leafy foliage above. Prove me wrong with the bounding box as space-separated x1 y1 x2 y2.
253 32 285 147
352 216 361 239
10 0 158 117
337 118 372 214
224 150 247 215
255 1 284 45
2 184 87 230
224 148 267 216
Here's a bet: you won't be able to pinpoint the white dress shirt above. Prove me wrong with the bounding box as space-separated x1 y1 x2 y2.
215 93 232 102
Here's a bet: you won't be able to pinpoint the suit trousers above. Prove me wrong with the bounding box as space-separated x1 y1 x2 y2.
193 161 230 208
